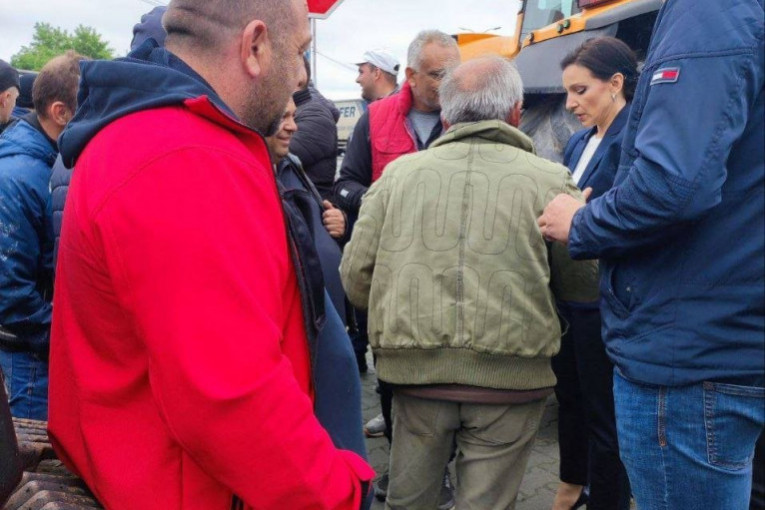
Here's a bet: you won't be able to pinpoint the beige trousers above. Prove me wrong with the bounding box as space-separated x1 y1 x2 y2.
385 392 546 510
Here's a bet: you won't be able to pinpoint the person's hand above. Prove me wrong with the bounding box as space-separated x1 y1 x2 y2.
538 188 592 244
322 200 346 239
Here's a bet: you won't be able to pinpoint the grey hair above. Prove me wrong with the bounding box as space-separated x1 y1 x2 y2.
407 30 459 71
439 57 524 125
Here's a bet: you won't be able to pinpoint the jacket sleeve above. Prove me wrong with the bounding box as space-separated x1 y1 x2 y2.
100 148 373 509
333 112 372 216
340 169 389 310
548 176 600 304
0 161 53 336
569 49 764 260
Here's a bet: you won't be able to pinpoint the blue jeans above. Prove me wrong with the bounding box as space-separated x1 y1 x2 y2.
0 350 49 420
613 371 764 510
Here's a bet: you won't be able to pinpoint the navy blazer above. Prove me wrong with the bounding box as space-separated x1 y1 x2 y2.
562 104 630 199
560 105 630 312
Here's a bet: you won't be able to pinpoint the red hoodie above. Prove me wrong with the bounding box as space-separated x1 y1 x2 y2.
48 96 373 509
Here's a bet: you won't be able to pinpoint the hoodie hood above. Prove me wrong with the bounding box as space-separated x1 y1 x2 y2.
59 40 234 167
131 6 167 51
309 85 340 123
0 119 57 166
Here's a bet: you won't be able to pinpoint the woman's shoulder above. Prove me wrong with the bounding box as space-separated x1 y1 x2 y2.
563 127 593 166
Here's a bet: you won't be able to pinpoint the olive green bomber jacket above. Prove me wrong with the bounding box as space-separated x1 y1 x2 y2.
340 120 599 390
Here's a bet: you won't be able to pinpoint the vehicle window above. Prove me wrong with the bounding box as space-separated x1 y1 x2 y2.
521 0 582 40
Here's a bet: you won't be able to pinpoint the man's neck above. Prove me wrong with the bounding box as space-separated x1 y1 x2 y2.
38 115 62 142
377 83 397 100
22 111 58 149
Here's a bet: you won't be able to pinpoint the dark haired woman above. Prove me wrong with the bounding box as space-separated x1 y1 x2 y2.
551 36 637 510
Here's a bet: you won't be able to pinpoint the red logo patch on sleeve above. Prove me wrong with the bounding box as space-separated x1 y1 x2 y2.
651 67 680 85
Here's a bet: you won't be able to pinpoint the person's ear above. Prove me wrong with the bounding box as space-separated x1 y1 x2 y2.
507 101 523 127
610 72 625 97
405 67 416 87
49 101 72 127
241 19 269 78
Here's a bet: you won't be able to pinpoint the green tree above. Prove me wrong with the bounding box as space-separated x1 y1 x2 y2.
11 22 114 71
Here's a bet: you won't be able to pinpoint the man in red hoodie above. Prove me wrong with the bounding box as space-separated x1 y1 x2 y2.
48 1 373 509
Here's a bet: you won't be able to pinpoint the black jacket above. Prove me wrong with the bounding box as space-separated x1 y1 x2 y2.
277 154 347 324
290 86 340 201
50 155 71 270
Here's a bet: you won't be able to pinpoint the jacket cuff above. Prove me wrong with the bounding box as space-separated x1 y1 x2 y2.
337 450 375 510
568 207 595 260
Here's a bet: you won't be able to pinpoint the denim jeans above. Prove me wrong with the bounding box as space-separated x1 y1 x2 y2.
613 371 764 510
552 305 630 510
0 350 49 421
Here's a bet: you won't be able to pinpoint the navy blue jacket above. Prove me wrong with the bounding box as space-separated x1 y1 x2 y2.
563 104 629 200
50 155 70 269
569 0 764 386
0 119 56 355
277 154 347 323
560 105 629 315
277 155 369 475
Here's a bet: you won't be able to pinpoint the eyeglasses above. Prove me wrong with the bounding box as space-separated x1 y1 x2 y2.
416 69 447 81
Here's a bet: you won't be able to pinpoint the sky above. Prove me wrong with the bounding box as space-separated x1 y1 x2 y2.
0 0 521 100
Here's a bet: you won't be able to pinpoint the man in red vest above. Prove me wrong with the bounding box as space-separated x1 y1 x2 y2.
333 29 461 508
334 31 460 216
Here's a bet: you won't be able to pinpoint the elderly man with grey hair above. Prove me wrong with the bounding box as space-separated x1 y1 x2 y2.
333 29 461 505
341 56 599 510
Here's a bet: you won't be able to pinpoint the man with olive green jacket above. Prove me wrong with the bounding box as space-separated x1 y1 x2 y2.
340 57 599 510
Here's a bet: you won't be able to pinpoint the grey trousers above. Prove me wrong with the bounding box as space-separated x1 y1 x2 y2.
385 392 546 510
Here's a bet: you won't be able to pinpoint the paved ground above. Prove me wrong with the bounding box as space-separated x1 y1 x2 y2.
359 352 561 510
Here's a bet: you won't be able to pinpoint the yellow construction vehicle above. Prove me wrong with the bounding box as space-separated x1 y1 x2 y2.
457 0 662 161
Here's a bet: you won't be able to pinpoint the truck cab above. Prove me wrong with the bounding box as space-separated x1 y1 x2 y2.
333 98 367 156
456 0 661 161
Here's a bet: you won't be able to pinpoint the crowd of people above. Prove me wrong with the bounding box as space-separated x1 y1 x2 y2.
0 0 762 509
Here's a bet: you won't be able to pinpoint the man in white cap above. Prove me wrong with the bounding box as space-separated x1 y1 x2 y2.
355 48 400 102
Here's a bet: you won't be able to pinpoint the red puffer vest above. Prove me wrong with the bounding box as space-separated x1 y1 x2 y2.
368 81 417 182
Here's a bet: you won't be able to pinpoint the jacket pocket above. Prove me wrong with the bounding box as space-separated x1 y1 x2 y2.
600 261 631 318
703 381 765 470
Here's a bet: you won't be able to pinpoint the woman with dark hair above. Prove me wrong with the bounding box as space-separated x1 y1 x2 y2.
551 36 637 510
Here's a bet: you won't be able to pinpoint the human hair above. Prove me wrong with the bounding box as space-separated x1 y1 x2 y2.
560 36 638 101
366 63 398 86
440 56 523 125
164 0 297 56
33 51 86 118
381 69 398 86
407 30 458 71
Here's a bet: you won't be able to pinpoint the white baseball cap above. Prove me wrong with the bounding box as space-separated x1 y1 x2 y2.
356 49 400 76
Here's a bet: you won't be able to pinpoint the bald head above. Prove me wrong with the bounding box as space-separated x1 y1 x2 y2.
164 0 299 54
163 0 311 136
439 56 524 126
